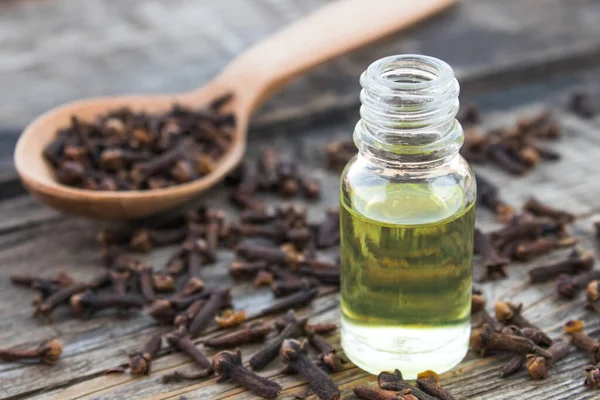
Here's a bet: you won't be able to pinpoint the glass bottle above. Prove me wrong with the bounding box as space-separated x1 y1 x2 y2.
340 54 476 378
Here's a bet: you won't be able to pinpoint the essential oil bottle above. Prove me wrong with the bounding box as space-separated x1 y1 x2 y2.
340 55 476 378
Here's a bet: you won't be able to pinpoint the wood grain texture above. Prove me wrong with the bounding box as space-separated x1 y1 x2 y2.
2 103 600 399
2 0 600 399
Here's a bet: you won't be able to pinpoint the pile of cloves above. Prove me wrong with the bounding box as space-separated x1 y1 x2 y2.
10 144 342 397
10 93 600 397
227 147 322 211
474 195 580 282
353 369 457 400
471 296 569 380
461 108 561 176
43 93 235 190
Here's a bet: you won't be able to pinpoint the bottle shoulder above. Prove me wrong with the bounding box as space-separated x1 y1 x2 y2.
340 155 475 225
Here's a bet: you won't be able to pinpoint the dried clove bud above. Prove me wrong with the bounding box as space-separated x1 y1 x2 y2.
109 270 130 297
215 310 246 328
204 322 272 349
474 228 509 280
35 282 91 321
325 138 356 172
526 340 570 380
229 260 269 279
281 339 340 400
377 370 439 400
70 291 145 317
0 338 62 365
523 197 575 223
166 328 213 375
129 333 162 376
213 350 281 399
486 142 528 175
300 176 321 199
470 325 551 357
501 354 526 377
259 287 318 316
271 277 317 297
308 334 345 372
490 218 551 250
415 370 456 400
513 237 578 261
253 271 274 287
304 322 337 335
250 311 306 371
258 147 279 189
236 244 304 266
586 280 600 312
130 227 187 253
585 365 600 389
316 208 340 248
148 299 177 325
494 301 545 333
471 293 487 314
174 300 205 330
529 250 595 283
165 248 189 275
475 174 514 220
564 320 600 364
134 264 156 303
153 273 175 292
11 270 75 290
557 270 600 299
569 91 596 118
188 287 231 338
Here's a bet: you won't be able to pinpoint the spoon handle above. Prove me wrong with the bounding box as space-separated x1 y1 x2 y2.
221 0 458 111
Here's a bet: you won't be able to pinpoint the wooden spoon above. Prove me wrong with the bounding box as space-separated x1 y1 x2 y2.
15 0 457 220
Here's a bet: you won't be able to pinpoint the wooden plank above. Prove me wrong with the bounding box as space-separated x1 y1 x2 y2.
1 101 600 398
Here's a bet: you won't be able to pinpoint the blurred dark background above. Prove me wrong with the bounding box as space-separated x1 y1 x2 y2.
1 0 600 195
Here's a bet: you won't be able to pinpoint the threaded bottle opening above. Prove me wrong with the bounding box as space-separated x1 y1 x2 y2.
356 55 462 165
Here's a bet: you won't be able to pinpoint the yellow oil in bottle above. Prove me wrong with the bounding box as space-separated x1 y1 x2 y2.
340 180 475 377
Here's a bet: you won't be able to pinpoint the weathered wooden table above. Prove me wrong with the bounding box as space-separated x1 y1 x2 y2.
2 0 600 399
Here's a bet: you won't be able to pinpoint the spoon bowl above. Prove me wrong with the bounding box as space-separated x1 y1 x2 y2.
14 0 457 219
15 80 249 219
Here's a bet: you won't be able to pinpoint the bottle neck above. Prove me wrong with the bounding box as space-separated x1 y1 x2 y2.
354 55 463 169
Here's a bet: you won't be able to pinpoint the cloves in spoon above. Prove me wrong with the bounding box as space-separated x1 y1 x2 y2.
280 339 340 400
